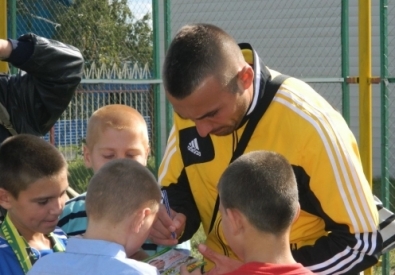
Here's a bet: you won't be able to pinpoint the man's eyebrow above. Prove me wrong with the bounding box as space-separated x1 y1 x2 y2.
177 109 218 121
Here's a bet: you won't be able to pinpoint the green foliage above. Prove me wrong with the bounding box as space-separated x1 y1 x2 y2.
191 224 206 260
53 0 153 66
67 158 93 194
67 156 157 195
373 177 395 212
147 156 157 176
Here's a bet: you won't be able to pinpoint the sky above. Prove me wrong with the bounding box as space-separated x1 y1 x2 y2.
129 0 152 20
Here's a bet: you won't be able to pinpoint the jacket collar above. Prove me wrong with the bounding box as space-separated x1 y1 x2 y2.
238 43 271 127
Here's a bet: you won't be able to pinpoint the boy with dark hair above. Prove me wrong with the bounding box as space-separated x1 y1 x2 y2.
29 159 162 275
182 150 314 275
0 134 68 275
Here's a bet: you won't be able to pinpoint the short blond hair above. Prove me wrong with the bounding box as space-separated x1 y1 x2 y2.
86 104 149 150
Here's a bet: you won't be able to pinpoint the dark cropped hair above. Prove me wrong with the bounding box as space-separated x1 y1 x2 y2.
163 23 243 99
0 134 67 198
218 150 299 235
86 158 161 224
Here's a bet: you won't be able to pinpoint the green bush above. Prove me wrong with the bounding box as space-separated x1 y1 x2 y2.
191 224 206 260
67 158 93 194
67 156 157 195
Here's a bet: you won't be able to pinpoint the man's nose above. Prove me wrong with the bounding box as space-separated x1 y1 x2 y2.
195 121 212 137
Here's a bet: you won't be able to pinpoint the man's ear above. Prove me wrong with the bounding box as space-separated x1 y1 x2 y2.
83 145 92 168
0 188 13 210
238 65 254 90
226 208 244 235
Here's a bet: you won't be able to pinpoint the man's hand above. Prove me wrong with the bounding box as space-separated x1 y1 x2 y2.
149 204 186 246
0 39 12 60
198 244 242 275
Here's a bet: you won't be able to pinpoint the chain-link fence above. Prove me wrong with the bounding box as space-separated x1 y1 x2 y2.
4 0 395 273
167 1 393 274
380 1 395 273
6 0 159 193
169 0 345 109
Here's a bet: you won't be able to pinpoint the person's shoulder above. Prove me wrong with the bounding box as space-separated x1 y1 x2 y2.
0 234 12 252
62 192 87 214
118 258 159 275
66 192 87 206
27 252 66 275
52 226 68 246
58 193 89 236
0 237 24 275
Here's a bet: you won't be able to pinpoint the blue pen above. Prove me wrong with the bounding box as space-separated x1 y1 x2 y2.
162 190 176 239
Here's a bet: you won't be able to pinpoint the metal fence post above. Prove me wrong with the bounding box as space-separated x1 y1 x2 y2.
153 0 162 174
165 0 173 139
341 0 350 125
0 0 8 73
380 0 390 274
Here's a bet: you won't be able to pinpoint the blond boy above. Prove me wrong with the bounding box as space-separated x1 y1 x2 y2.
58 104 190 257
58 104 150 236
0 134 68 275
28 159 161 275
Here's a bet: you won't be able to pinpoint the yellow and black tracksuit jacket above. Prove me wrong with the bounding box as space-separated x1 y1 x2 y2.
159 43 381 274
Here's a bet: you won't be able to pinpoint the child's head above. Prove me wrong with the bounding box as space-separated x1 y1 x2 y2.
217 150 299 256
0 134 68 235
85 158 161 256
84 104 150 172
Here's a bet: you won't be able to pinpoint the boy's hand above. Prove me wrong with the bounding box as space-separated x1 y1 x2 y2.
149 204 186 246
129 249 150 261
198 244 242 275
180 264 202 275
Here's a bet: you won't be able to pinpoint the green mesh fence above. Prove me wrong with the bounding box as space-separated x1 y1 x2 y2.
379 5 395 274
6 2 395 272
6 0 157 193
167 1 395 273
169 0 345 109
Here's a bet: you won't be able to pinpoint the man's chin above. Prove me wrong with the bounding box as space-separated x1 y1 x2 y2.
211 128 234 136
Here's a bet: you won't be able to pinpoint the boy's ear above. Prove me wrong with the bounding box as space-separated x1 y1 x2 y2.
130 207 152 234
83 145 92 168
0 188 13 209
226 208 244 235
292 203 301 224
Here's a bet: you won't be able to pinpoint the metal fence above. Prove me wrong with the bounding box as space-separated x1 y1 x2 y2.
4 0 395 273
5 0 161 190
165 0 394 274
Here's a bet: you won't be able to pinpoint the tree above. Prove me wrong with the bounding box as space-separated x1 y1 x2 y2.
52 0 153 67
